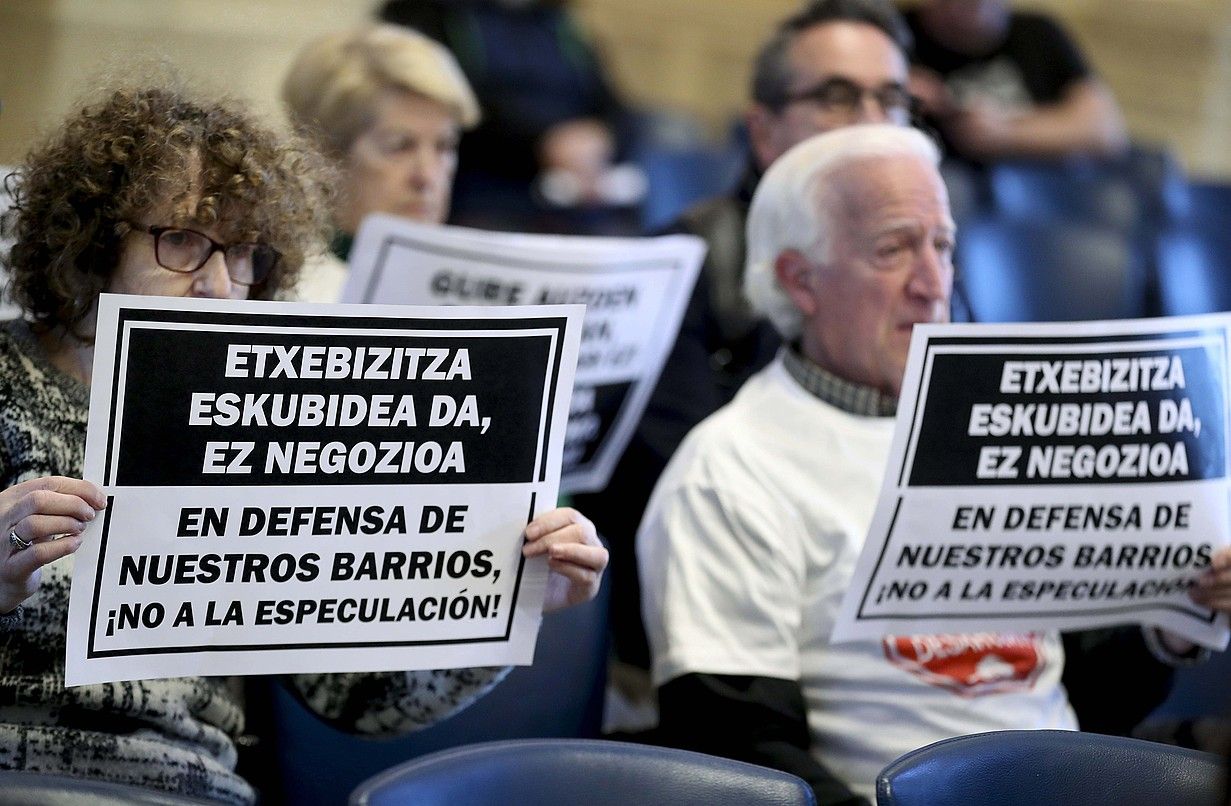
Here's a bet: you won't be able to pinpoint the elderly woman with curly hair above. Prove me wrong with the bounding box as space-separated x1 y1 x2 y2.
0 85 606 804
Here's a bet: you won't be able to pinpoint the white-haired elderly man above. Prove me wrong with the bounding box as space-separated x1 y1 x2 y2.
637 124 1231 805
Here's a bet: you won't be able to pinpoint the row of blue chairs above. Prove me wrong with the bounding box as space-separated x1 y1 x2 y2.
632 140 1231 324
943 148 1230 234
635 134 1230 238
942 146 1231 322
953 218 1231 322
2 730 1222 805
353 731 1226 805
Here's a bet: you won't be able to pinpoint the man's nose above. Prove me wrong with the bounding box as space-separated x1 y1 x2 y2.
910 243 953 302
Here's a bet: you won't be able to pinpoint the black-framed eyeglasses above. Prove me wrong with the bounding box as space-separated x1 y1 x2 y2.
782 77 913 122
128 224 280 287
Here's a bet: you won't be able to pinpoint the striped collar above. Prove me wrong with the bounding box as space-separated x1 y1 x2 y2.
782 345 897 418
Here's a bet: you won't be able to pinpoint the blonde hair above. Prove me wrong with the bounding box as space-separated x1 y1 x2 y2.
282 24 480 157
744 124 941 338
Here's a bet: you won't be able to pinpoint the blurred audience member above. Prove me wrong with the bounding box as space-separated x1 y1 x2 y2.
380 0 637 230
903 0 1127 161
282 24 481 300
576 0 913 692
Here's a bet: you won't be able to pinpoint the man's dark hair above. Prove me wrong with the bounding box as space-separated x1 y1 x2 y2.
751 0 913 110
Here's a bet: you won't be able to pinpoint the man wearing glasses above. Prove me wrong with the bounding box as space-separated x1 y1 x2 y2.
577 0 915 719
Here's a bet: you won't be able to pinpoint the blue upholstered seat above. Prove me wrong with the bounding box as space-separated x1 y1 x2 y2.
876 729 1224 806
350 738 817 806
956 218 1147 323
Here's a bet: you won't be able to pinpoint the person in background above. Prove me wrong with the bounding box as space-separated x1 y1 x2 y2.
379 0 633 231
576 0 915 705
0 83 606 804
282 23 482 302
638 123 1231 805
902 0 1127 162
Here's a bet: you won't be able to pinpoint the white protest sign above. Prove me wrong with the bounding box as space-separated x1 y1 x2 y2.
66 294 582 686
342 215 704 493
833 316 1231 650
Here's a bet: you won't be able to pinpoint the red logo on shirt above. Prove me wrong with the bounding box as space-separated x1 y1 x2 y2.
882 633 1046 697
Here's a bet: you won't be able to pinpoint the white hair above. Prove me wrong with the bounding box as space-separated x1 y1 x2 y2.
744 124 941 339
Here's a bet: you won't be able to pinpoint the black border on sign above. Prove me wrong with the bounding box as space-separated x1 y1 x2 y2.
86 491 537 659
363 231 692 484
897 328 1227 488
102 307 569 486
861 327 1228 629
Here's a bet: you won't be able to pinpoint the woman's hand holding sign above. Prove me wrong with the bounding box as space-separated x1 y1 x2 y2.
523 507 608 613
0 477 106 614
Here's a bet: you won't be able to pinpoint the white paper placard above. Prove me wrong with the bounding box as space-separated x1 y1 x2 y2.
833 316 1231 650
66 294 582 685
343 216 704 493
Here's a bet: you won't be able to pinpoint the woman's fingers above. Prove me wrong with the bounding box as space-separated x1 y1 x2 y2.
8 476 105 507
547 557 599 592
524 507 589 540
3 478 105 533
4 533 83 578
523 508 598 558
547 541 608 572
11 514 89 544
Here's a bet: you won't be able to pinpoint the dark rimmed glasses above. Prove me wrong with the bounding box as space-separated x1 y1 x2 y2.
128 224 280 287
783 77 913 123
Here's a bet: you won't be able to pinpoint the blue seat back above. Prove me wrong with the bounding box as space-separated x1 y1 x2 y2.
271 574 610 806
637 144 745 232
956 217 1147 323
1164 179 1231 230
350 738 817 806
876 730 1224 806
939 159 988 228
988 160 1143 233
1156 226 1231 315
1150 646 1231 722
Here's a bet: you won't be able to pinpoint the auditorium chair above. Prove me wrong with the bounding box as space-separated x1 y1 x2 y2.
1156 226 1231 315
349 738 818 806
956 218 1148 323
1164 179 1231 231
262 571 610 806
876 729 1224 806
939 159 988 228
636 143 745 232
987 159 1144 234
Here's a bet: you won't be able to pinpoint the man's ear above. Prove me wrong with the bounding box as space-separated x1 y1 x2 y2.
746 105 780 173
774 249 819 318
